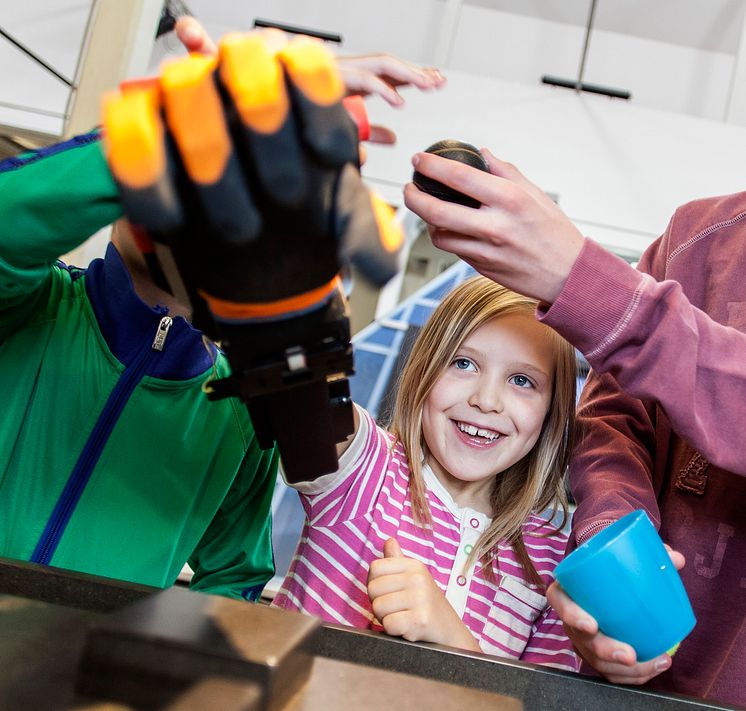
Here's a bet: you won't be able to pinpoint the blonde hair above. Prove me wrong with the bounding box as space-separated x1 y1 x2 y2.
388 276 576 586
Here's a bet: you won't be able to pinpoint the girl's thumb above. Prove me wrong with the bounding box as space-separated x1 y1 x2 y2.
383 537 403 558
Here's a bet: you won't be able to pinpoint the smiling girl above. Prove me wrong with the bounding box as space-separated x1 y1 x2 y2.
272 276 579 671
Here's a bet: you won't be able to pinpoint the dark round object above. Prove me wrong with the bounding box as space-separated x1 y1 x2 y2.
412 139 489 208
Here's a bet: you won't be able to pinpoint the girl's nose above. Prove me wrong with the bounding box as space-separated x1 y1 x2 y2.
468 383 504 413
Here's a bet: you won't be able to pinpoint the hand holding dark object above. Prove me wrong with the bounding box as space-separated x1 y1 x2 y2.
101 31 404 481
404 148 585 304
412 140 489 208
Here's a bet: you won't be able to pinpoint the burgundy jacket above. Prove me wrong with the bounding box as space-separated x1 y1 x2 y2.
539 193 746 707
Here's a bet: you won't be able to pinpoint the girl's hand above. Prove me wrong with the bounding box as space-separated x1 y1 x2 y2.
545 546 685 685
367 538 481 652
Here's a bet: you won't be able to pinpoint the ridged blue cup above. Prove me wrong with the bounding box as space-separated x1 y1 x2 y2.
554 509 696 662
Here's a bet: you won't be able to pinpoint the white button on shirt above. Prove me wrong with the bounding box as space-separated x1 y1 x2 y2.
422 466 491 618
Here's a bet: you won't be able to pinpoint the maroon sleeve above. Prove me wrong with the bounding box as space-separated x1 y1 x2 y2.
538 225 746 541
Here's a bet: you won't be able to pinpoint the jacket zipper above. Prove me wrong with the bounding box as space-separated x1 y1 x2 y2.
31 316 173 565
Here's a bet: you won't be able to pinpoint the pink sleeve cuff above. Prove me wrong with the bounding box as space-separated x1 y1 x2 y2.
537 238 648 358
574 518 617 546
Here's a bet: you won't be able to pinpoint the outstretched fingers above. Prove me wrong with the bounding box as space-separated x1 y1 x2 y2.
338 54 445 106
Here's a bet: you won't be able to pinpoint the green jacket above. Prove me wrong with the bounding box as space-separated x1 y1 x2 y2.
0 133 278 600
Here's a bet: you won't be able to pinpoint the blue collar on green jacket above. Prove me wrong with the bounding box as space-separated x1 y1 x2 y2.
81 242 219 381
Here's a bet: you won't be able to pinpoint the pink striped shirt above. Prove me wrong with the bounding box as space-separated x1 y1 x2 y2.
272 407 579 672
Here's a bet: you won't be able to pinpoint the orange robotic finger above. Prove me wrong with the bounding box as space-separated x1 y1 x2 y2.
279 38 358 167
370 192 404 254
336 175 404 286
102 86 183 232
280 37 344 107
160 53 260 244
218 32 306 206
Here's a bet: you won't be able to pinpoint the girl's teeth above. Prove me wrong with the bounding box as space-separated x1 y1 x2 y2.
457 422 498 441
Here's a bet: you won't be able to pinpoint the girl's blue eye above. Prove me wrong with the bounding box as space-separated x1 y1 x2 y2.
510 374 533 389
453 357 475 371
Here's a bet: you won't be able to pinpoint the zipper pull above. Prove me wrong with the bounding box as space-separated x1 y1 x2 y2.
152 316 173 351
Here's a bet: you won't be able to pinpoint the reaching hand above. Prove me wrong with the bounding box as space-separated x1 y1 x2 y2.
174 15 218 55
337 54 445 105
367 537 481 651
403 148 586 304
546 545 686 684
104 29 403 295
337 55 445 145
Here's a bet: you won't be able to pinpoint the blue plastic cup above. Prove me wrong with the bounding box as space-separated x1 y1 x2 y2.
554 509 696 662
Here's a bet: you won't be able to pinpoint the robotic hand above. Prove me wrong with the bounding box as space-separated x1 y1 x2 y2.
101 32 403 481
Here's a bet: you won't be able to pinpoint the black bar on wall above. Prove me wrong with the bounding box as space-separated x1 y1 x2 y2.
539 0 630 101
541 75 631 100
253 18 342 44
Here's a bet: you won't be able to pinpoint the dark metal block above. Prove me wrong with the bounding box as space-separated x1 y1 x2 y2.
77 586 320 711
2 562 739 711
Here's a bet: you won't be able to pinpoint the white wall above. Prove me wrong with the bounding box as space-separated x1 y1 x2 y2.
450 7 736 121
5 1 746 132
180 0 746 123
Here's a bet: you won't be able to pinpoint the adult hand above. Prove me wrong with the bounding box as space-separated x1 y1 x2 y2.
337 55 445 144
546 545 686 684
403 148 586 304
367 538 481 651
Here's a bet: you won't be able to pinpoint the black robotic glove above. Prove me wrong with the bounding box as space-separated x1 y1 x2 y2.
101 32 403 480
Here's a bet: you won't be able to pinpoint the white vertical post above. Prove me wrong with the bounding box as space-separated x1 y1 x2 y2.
724 4 746 126
64 0 164 138
62 0 164 266
432 0 464 67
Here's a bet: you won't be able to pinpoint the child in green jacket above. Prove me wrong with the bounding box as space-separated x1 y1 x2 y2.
0 134 279 599
0 19 445 599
